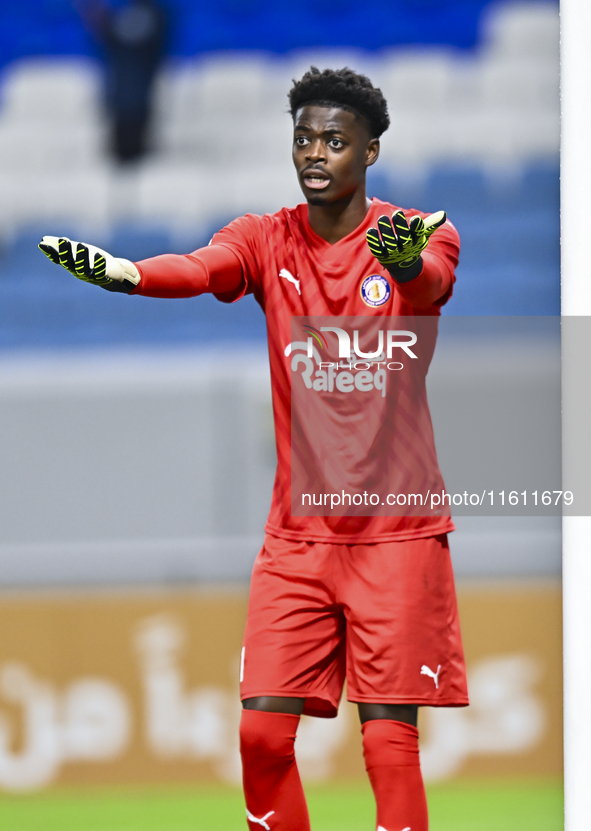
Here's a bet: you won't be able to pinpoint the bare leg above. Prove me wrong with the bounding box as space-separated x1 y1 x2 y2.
357 701 418 725
243 695 306 714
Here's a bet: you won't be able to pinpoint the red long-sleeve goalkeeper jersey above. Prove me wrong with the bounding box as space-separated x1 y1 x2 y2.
134 198 459 543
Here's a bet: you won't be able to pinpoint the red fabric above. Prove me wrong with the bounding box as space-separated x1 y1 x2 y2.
211 200 458 544
210 200 458 314
130 199 459 544
362 719 429 831
240 710 310 831
240 534 469 718
288 312 448 536
133 244 244 299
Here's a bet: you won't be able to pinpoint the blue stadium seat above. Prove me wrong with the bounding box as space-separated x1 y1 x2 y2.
0 156 560 348
108 226 175 263
0 225 267 348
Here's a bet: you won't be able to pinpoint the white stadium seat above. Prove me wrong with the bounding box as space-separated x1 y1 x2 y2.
378 49 457 113
482 1 560 61
0 2 559 230
479 58 559 109
1 167 111 229
197 53 286 116
135 161 212 226
0 122 105 169
0 57 102 123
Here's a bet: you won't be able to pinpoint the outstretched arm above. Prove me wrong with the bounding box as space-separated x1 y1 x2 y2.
39 237 245 300
133 245 244 299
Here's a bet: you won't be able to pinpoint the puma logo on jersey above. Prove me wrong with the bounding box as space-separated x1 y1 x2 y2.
279 268 301 295
246 809 275 829
420 664 441 689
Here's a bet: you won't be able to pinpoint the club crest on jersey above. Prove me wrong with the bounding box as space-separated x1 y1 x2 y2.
360 274 390 307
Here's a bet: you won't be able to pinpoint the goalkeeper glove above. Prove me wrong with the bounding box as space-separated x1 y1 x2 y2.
366 210 447 282
38 236 140 293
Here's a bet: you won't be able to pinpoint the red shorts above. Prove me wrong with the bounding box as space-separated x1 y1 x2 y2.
240 533 469 718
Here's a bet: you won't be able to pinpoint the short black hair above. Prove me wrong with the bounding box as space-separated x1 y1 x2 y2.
288 66 390 138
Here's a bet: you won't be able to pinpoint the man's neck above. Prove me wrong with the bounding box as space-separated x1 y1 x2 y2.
307 189 372 245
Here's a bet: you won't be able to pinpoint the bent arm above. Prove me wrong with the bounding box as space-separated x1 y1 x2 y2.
394 249 454 309
132 244 245 299
393 227 459 310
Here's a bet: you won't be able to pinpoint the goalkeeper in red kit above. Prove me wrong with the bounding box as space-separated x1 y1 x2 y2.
40 67 468 831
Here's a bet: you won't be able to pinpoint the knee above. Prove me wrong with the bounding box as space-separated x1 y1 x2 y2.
239 710 298 763
362 719 421 769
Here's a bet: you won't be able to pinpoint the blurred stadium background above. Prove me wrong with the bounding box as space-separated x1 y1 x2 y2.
0 0 562 828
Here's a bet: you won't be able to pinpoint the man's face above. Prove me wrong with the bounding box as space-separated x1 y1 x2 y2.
292 105 379 206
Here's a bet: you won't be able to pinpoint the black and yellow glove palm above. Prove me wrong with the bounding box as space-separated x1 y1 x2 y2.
38 236 140 293
366 210 447 282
